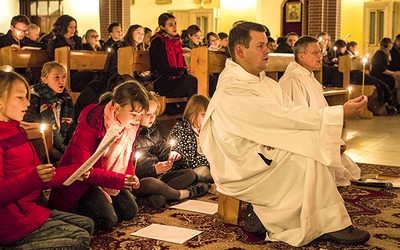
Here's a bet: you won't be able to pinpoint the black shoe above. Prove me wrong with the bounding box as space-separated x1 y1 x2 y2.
136 195 166 209
243 204 266 235
187 182 209 198
317 226 370 245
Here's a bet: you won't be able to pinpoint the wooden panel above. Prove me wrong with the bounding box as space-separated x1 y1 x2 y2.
217 193 242 225
118 47 151 76
0 46 48 68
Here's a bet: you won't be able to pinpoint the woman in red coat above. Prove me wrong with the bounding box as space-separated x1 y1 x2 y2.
50 80 149 230
0 71 93 249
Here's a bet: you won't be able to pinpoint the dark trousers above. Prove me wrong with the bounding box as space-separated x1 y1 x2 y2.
76 186 138 230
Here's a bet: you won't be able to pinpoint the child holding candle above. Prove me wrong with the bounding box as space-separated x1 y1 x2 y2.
49 81 147 230
169 94 214 183
132 94 209 208
23 61 73 164
0 70 94 249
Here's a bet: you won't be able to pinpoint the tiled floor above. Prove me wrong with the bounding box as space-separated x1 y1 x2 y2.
343 115 400 167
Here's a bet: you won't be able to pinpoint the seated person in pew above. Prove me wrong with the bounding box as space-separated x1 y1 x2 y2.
103 22 124 73
49 81 147 230
279 36 361 187
82 29 102 51
274 32 298 53
0 70 94 249
149 13 198 114
64 73 132 145
169 94 213 184
346 41 359 58
143 27 152 50
122 24 153 83
205 32 223 52
0 15 31 50
47 15 83 61
132 93 209 209
22 23 47 49
322 39 396 115
199 22 370 247
23 62 73 164
181 24 204 51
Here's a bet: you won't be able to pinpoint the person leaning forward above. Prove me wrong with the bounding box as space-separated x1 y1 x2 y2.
199 21 370 247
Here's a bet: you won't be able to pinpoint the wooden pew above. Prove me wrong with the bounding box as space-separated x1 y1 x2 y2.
0 46 48 69
54 46 108 104
338 54 375 118
190 46 227 97
118 47 192 120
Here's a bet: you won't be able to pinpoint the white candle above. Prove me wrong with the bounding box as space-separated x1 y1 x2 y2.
134 152 140 171
362 58 368 96
347 87 352 101
40 124 51 164
333 46 337 58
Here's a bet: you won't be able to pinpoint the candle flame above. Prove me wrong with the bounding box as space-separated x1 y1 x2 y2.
107 47 111 52
333 46 337 51
135 152 141 159
347 87 352 94
362 57 368 64
169 139 175 147
40 124 46 132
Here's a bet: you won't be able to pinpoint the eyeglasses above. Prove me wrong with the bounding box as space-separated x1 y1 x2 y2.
13 26 28 34
194 35 202 39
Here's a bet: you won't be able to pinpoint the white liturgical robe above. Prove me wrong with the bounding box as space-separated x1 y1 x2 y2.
279 62 361 186
199 59 352 246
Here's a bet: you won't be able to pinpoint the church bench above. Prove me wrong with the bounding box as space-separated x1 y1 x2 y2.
338 54 375 118
0 46 48 69
117 47 198 120
54 46 108 104
190 46 227 97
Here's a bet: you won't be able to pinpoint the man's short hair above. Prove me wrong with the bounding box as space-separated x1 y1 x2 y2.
107 22 120 34
11 15 30 27
228 22 265 62
286 32 299 39
395 34 400 41
218 32 228 40
293 36 318 63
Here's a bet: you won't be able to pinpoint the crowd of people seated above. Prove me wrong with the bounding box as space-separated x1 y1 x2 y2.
2 11 400 249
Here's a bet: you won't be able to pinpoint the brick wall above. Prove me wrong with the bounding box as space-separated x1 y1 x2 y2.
99 0 130 40
306 0 340 41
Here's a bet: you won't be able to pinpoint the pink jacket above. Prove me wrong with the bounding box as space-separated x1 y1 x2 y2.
49 104 135 212
0 121 80 244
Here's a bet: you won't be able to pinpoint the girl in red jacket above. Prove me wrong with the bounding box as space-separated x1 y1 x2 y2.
0 71 94 249
50 81 149 230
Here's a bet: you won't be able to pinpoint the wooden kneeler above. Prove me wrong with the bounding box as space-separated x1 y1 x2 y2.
217 193 243 225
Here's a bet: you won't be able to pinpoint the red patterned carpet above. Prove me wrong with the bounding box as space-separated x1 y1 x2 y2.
90 163 400 249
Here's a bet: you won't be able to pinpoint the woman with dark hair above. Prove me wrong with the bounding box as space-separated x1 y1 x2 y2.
47 15 82 61
181 24 203 50
123 24 145 50
149 13 198 114
371 37 400 91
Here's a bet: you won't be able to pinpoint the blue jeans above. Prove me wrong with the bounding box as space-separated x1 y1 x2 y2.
76 185 138 230
4 209 93 250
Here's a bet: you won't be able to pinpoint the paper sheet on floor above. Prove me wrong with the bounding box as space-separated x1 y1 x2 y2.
130 224 202 244
170 200 218 214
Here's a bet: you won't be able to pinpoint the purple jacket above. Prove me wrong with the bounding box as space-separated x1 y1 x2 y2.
49 104 134 212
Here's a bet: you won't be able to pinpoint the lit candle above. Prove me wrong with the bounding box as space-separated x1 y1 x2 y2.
169 139 176 153
40 124 51 164
347 87 352 101
333 46 337 58
362 57 367 96
134 152 140 171
107 47 112 53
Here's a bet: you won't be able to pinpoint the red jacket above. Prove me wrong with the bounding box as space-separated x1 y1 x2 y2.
0 120 80 244
49 104 134 212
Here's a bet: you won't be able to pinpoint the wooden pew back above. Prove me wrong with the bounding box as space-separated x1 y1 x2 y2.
54 46 108 103
0 46 48 68
190 46 227 97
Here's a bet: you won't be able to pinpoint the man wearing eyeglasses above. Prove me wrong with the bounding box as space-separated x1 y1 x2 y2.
0 15 31 50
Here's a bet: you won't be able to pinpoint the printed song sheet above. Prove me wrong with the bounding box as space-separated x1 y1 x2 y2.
63 128 119 186
170 200 218 215
130 224 202 244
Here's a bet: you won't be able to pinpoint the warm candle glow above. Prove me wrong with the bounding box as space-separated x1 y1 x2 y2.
134 152 140 171
333 46 337 58
39 124 51 164
347 87 352 101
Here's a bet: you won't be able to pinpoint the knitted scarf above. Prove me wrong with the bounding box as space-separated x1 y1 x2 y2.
153 30 186 69
101 102 138 198
33 81 73 138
